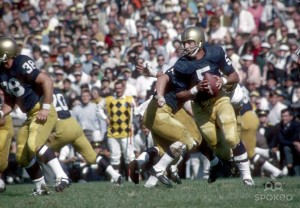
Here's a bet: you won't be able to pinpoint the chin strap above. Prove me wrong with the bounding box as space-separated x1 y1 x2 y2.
181 42 203 57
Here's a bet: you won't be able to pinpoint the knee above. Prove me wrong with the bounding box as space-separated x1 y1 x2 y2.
170 142 186 158
226 137 240 149
27 141 37 155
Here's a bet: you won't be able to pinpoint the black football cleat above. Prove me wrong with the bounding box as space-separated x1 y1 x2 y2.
114 175 125 186
208 160 223 184
170 169 182 184
55 177 70 192
30 184 50 196
129 160 140 184
148 167 172 188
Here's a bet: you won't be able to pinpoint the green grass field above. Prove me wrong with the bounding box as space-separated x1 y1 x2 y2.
1 177 299 208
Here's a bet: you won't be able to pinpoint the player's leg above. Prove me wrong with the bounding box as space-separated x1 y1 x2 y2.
218 103 254 185
241 112 282 178
145 106 201 186
68 121 123 184
0 115 14 193
129 133 160 184
16 125 49 195
143 101 197 150
27 104 69 191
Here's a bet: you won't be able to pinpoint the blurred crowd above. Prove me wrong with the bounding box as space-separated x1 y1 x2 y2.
1 0 300 183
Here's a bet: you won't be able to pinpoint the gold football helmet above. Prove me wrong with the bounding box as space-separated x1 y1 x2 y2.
181 26 205 57
0 37 18 64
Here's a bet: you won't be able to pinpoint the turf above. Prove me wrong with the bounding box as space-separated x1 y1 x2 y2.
1 177 299 208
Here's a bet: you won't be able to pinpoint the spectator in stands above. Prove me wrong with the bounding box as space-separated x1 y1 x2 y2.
275 108 300 176
240 54 261 88
99 77 113 98
268 90 288 125
97 81 136 176
256 109 279 167
72 90 103 142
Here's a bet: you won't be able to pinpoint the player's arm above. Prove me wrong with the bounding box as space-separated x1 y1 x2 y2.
176 80 210 102
215 70 240 89
215 48 240 89
35 72 54 122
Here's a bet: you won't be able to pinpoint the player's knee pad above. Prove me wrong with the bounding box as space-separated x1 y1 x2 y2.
169 142 186 158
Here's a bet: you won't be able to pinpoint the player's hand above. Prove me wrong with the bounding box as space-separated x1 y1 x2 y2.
36 109 49 123
155 95 166 107
213 75 223 89
196 80 210 92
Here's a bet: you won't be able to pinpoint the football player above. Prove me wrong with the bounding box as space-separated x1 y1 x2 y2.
0 90 14 193
237 86 282 178
131 67 220 187
46 88 124 185
0 37 69 195
140 26 254 185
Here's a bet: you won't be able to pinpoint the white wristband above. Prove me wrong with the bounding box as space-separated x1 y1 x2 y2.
221 77 228 85
42 104 51 110
0 110 4 118
190 86 198 95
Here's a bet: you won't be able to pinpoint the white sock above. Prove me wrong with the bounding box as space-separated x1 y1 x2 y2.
175 155 183 166
153 153 174 172
170 156 183 173
137 152 149 168
33 176 46 190
210 156 219 167
47 158 68 179
236 160 252 180
262 161 281 177
105 165 120 182
144 175 158 188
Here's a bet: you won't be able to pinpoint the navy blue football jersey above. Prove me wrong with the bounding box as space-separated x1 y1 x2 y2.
53 88 71 119
0 55 41 112
171 44 235 102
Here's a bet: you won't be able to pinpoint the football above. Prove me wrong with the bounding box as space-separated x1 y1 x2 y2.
203 73 220 96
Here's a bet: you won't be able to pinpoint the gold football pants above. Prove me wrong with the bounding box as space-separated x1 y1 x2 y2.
192 96 238 161
143 99 201 156
47 117 97 164
0 115 14 172
240 111 259 159
16 103 57 167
